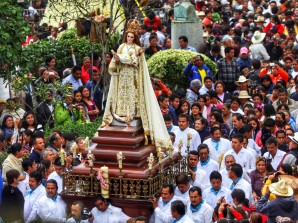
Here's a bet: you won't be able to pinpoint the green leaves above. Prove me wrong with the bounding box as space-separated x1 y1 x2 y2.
0 0 29 79
147 49 217 88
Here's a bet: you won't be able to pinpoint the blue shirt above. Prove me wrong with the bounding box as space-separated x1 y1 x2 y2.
179 45 197 52
184 62 213 82
62 75 83 91
0 171 3 205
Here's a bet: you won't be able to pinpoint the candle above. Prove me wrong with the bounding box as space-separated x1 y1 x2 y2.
158 147 162 163
85 137 89 149
117 152 124 169
169 141 173 159
178 138 183 154
72 143 77 158
101 166 108 173
60 149 66 166
187 133 192 147
147 153 154 170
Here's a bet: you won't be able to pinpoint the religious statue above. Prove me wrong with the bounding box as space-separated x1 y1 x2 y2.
102 19 170 149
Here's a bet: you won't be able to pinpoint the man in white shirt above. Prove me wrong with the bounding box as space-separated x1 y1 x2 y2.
203 127 230 164
186 186 214 223
173 114 201 156
198 144 219 177
36 179 67 222
171 200 194 223
163 114 179 133
263 136 286 171
24 171 46 223
156 24 166 46
222 134 255 173
174 174 191 205
202 171 232 208
228 163 253 202
152 184 181 223
188 150 210 191
91 195 129 223
48 157 65 193
219 155 251 188
18 158 37 197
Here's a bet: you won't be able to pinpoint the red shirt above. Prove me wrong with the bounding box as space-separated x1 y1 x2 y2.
144 17 162 32
81 65 90 84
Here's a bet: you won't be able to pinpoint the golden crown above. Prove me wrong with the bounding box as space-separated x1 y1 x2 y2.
126 18 141 34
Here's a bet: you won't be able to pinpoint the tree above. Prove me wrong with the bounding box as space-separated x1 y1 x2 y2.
0 0 30 79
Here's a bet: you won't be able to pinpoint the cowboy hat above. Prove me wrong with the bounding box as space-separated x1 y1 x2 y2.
252 31 266 44
288 132 298 144
196 11 205 17
269 180 294 197
235 76 251 85
238 91 251 99
254 16 265 23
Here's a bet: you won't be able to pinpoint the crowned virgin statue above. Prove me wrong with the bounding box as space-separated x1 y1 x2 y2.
102 19 170 149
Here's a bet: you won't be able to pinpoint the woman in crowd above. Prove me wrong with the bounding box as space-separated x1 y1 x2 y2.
261 104 276 122
247 117 261 141
198 95 208 120
259 75 274 94
44 56 59 79
21 111 43 132
189 103 202 129
275 112 286 130
162 38 171 50
284 110 296 132
194 117 210 141
250 157 268 201
1 115 16 137
1 143 25 182
230 97 244 115
73 90 83 105
222 103 232 129
81 56 91 84
215 81 232 103
210 112 230 139
79 86 100 122
177 99 190 116
252 93 264 107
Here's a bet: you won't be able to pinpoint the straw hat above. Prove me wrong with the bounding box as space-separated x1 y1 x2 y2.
238 91 251 99
235 76 251 85
252 31 266 44
289 132 298 144
269 180 294 197
196 11 205 17
254 16 265 23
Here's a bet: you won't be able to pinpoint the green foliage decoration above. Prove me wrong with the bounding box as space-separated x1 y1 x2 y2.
147 49 217 88
44 116 102 140
0 0 30 79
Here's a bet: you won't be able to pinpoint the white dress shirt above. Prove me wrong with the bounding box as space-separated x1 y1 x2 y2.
36 194 67 223
18 171 30 197
222 148 255 173
248 139 261 156
173 127 201 156
190 167 210 191
175 214 195 223
174 187 190 205
24 183 46 223
263 149 286 170
203 138 230 164
66 217 89 223
48 171 63 193
186 201 214 223
202 186 232 208
198 158 219 178
219 168 251 189
232 178 253 202
91 204 129 223
153 195 181 223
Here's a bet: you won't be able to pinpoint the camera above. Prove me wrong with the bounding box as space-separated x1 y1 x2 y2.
81 208 92 220
269 63 275 67
49 72 55 75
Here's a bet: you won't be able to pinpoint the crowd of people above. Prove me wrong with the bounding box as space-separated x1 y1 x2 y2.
0 0 298 222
